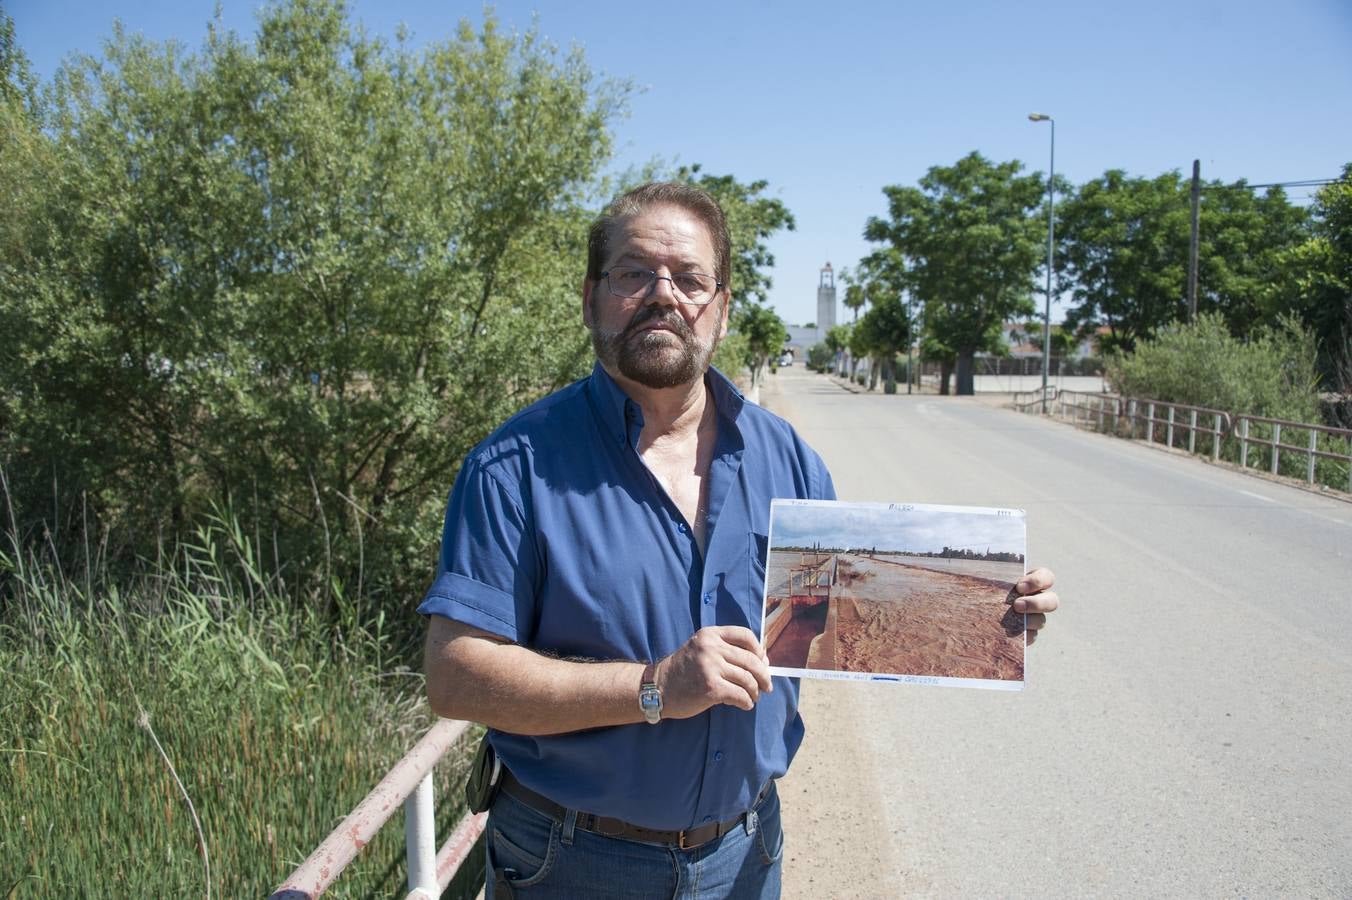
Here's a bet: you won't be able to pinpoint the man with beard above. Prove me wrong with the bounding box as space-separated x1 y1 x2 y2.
420 182 1058 899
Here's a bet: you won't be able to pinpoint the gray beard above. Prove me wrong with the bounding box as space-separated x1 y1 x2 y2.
590 305 722 389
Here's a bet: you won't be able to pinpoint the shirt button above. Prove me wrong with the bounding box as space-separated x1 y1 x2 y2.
702 592 712 605
678 523 688 533
714 750 724 762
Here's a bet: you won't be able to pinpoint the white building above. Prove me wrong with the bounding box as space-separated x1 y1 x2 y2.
782 262 839 360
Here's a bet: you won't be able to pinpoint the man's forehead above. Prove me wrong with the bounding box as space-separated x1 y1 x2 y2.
607 204 715 265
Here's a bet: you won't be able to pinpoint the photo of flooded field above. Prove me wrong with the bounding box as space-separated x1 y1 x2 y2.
761 500 1027 690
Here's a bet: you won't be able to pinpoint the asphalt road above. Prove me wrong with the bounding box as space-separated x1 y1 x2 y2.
763 366 1352 899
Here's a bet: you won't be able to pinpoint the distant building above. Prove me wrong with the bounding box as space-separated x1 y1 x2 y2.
997 322 1108 359
782 263 839 360
816 262 836 335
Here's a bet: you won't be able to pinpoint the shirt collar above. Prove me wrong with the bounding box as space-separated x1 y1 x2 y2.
586 362 747 449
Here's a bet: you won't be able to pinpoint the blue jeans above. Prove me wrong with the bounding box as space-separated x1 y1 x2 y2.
484 782 784 899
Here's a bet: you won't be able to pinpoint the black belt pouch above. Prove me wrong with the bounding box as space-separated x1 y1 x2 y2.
465 732 503 814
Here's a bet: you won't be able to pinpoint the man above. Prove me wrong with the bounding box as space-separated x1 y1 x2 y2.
421 182 1058 898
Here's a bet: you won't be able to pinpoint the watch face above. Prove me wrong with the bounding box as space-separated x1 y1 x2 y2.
639 687 662 722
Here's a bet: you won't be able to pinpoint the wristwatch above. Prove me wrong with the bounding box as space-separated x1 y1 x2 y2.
639 662 663 724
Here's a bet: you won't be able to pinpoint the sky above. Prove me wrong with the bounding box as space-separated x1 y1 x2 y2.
770 501 1025 556
7 0 1352 327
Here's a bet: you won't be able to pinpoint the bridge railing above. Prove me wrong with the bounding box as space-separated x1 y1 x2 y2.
1016 389 1352 494
269 717 485 900
1233 413 1352 493
1110 396 1232 463
1050 390 1127 437
1012 386 1059 412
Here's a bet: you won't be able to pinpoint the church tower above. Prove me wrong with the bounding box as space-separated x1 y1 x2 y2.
816 262 837 341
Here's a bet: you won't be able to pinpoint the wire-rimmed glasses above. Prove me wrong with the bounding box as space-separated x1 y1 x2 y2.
602 266 722 306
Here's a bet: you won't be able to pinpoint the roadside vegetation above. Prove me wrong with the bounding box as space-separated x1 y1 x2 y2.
0 503 481 897
0 2 794 895
836 150 1349 404
1107 313 1321 423
1106 314 1348 487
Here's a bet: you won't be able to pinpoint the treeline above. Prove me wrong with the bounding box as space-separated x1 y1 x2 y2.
823 152 1350 400
922 547 1024 564
0 3 794 606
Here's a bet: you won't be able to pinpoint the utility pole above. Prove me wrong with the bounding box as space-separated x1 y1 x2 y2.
1188 159 1200 320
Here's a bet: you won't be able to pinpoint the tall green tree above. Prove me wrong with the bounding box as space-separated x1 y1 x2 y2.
865 152 1044 394
735 301 788 398
842 249 909 385
1200 182 1309 334
676 164 795 309
824 324 852 374
1266 165 1352 392
0 0 627 599
1059 169 1309 353
1057 170 1189 353
842 279 867 322
851 291 910 393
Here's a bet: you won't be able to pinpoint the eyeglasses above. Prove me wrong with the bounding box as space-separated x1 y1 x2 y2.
602 266 723 306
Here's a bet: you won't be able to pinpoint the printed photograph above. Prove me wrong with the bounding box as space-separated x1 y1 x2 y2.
761 499 1027 690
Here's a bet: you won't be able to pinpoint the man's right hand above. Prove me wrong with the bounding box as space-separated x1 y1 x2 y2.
655 626 773 719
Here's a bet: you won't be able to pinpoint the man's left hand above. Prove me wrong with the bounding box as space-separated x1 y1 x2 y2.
1013 567 1059 645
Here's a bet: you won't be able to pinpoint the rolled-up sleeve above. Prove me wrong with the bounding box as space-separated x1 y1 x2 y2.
417 452 538 643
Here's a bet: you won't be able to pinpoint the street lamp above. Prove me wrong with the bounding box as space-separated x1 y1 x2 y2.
1028 112 1054 414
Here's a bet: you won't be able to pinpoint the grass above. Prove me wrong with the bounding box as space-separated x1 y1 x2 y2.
0 505 482 898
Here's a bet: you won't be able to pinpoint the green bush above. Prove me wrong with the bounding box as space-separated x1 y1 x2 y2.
1105 313 1348 489
0 1 621 609
712 331 750 383
806 343 833 371
1107 313 1320 422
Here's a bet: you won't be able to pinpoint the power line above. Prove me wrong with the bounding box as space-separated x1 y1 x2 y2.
1246 178 1343 189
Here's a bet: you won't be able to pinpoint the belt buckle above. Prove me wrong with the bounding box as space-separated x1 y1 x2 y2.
677 829 694 850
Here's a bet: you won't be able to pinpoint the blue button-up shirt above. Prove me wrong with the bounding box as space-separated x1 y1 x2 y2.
418 363 834 830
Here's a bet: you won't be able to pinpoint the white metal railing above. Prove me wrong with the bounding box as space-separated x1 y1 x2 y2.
269 718 486 900
1016 389 1352 494
1012 386 1059 413
1114 397 1231 463
1052 390 1125 437
1234 414 1352 493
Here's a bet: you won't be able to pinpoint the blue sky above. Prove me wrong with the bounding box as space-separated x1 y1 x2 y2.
8 0 1352 326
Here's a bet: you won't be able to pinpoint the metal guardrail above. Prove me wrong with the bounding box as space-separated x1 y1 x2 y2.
1015 390 1352 494
1109 396 1231 462
1234 414 1352 493
269 717 485 900
1012 386 1058 412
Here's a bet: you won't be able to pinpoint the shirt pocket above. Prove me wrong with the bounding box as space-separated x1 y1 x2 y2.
750 531 769 579
749 532 770 635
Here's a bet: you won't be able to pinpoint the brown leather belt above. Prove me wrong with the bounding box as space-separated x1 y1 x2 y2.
498 769 772 851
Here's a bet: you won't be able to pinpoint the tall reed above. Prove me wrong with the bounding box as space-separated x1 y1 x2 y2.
0 498 477 897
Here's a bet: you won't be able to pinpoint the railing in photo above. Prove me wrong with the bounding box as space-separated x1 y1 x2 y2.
269 717 485 900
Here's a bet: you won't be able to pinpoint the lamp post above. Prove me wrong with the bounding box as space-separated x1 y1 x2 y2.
1028 112 1054 414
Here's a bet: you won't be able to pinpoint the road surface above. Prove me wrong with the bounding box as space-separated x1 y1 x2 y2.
762 366 1352 898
